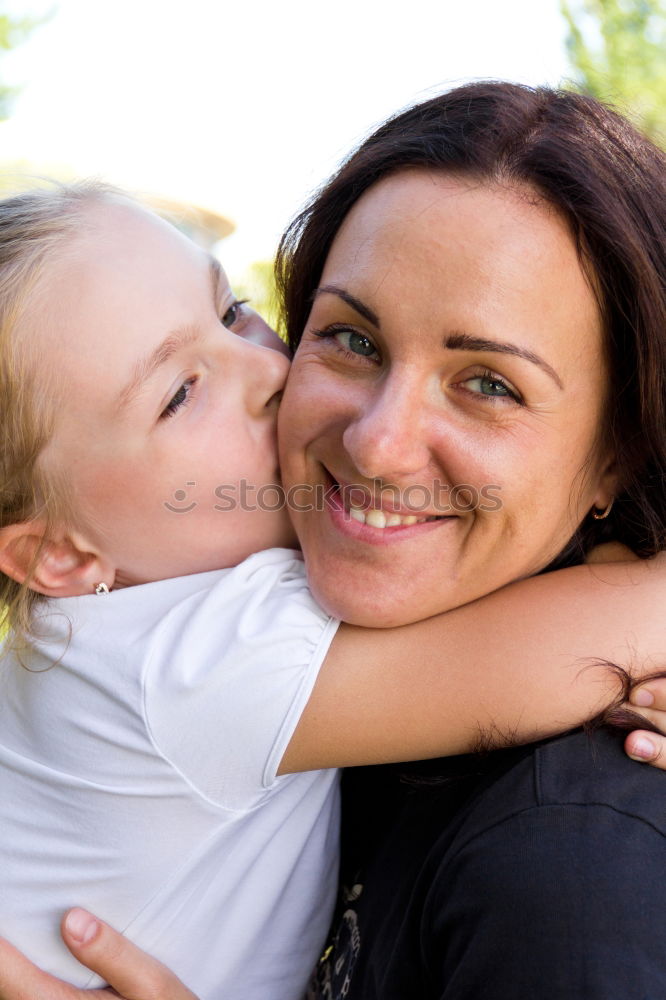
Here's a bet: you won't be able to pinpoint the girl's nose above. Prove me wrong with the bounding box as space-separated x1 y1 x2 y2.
239 336 290 416
236 309 291 359
342 378 432 481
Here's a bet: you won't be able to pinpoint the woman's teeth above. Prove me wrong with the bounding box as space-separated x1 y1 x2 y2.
348 504 440 528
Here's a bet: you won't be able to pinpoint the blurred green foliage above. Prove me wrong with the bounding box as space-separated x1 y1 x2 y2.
561 0 666 142
232 258 281 332
0 5 52 120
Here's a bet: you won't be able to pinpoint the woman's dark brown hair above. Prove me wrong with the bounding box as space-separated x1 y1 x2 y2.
276 81 666 564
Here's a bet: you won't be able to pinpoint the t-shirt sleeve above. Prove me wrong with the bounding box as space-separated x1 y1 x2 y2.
425 804 666 999
142 553 340 811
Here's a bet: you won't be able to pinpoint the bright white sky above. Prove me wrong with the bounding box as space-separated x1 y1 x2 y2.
0 0 572 279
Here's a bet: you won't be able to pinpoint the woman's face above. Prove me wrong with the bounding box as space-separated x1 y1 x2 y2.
279 170 616 627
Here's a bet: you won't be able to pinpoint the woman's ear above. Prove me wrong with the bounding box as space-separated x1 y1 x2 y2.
0 521 116 597
591 454 619 513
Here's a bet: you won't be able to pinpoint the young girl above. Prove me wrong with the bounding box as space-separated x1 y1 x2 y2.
0 182 663 1000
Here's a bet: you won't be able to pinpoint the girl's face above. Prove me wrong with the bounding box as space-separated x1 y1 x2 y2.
279 171 616 627
35 198 296 588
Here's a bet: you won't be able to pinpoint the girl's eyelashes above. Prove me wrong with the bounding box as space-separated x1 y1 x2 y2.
457 369 523 404
311 324 380 361
221 299 250 330
160 376 198 420
158 296 249 423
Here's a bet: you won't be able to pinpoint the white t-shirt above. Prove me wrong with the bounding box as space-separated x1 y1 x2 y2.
0 548 341 1000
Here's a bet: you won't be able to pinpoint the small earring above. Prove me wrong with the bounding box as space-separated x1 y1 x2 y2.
592 498 614 520
94 582 110 595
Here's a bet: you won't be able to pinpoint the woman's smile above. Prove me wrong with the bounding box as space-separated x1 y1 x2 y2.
321 470 459 538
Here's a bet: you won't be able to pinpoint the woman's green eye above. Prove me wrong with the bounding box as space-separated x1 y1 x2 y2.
466 375 512 397
337 330 378 357
311 323 380 360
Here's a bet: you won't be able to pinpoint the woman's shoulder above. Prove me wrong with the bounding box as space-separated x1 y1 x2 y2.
530 725 666 823
439 727 666 860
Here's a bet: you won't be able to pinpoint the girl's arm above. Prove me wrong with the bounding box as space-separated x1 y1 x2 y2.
280 555 666 773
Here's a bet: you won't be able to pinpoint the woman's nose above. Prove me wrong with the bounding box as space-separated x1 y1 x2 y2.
342 379 432 481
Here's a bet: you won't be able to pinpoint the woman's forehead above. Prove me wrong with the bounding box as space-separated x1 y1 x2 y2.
326 170 558 261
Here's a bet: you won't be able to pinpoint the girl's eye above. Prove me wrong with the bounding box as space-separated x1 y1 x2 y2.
312 324 380 361
221 299 249 330
160 377 197 419
460 371 521 403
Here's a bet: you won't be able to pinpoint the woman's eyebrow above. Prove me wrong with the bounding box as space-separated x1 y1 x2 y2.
312 288 563 389
445 331 564 390
314 285 379 326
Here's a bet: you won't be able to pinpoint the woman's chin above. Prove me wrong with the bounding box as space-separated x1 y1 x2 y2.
306 572 444 629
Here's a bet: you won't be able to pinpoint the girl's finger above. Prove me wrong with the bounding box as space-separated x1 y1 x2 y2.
630 675 666 710
0 935 109 1000
624 729 666 767
61 909 199 1000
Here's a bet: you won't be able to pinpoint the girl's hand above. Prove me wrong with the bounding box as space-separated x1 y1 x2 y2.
626 677 666 767
583 548 666 771
0 909 198 1000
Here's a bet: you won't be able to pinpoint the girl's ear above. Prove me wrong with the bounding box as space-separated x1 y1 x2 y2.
0 521 116 597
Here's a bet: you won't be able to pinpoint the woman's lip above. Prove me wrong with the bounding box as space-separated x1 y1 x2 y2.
326 487 457 545
329 473 453 520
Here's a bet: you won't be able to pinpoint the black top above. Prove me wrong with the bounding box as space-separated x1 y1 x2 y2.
310 728 666 999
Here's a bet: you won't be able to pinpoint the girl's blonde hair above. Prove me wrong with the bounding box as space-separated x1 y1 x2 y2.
0 180 120 649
